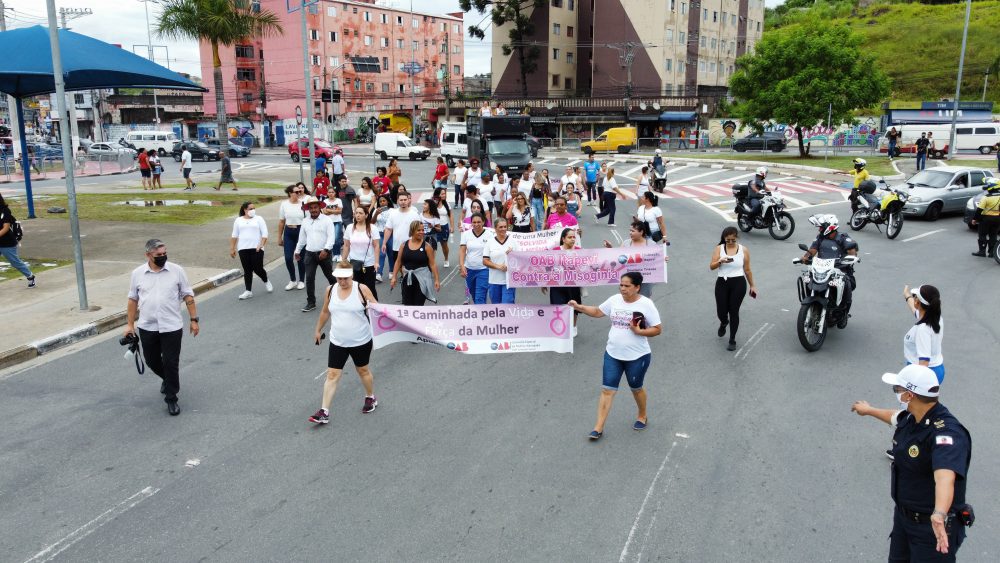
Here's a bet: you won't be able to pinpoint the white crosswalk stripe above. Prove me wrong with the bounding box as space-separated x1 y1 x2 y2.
653 179 844 200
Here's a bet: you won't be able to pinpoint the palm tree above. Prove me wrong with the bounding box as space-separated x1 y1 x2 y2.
156 0 282 141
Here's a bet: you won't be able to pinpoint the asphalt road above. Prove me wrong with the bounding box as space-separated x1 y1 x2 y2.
2 153 999 562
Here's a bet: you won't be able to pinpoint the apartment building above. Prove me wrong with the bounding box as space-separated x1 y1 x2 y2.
199 0 464 138
493 0 764 99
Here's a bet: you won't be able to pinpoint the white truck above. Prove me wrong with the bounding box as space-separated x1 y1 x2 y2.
438 121 468 167
374 132 430 161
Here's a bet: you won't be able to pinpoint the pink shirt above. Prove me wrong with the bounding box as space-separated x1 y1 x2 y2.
546 212 579 230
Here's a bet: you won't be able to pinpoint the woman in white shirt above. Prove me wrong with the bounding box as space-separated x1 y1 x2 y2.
594 167 623 227
452 159 468 209
635 166 651 199
370 195 394 281
277 184 307 290
459 212 492 305
568 272 663 441
902 284 944 383
635 191 667 243
709 226 757 351
356 177 377 213
493 165 510 209
229 201 272 300
482 217 518 304
342 207 381 299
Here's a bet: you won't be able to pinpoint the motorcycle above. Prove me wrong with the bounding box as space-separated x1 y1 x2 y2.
648 160 667 193
792 244 859 352
848 179 909 239
732 183 796 240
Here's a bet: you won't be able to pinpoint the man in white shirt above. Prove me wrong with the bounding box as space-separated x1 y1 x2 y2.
180 146 195 191
331 149 346 184
125 238 198 416
381 192 421 266
295 199 337 312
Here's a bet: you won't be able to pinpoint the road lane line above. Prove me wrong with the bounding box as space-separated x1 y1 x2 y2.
901 228 946 243
619 441 679 563
665 168 723 186
734 322 774 361
24 486 159 563
566 159 581 166
619 438 689 563
775 193 811 209
691 196 736 221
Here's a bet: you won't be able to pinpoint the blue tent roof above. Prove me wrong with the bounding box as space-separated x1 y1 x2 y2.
659 111 697 122
0 25 205 98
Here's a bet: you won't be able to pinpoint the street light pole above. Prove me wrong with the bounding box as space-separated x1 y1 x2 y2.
141 0 161 126
300 1 317 179
58 6 91 155
410 0 419 141
947 0 972 160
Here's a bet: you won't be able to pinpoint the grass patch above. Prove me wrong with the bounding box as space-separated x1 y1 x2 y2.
5 193 280 225
0 257 72 281
672 153 896 176
156 180 287 190
947 159 998 170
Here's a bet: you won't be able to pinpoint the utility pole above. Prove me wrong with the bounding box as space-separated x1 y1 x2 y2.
139 0 161 128
947 0 972 160
613 42 638 122
983 72 990 102
59 7 92 156
410 0 418 140
443 31 451 123
299 1 317 180
0 1 21 159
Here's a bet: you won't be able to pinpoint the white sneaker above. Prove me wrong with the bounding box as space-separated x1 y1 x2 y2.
297 281 305 290
443 260 450 268
284 281 296 291
238 290 253 300
265 281 274 293
376 273 383 283
572 325 578 337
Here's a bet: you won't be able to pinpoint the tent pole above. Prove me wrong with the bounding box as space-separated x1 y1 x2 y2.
15 97 36 219
46 2 88 310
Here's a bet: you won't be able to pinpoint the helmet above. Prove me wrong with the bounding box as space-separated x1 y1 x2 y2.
755 166 768 178
809 213 839 237
853 157 867 170
985 177 1000 193
655 149 662 155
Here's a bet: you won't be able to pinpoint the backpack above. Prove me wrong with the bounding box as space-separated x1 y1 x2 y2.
2 208 22 242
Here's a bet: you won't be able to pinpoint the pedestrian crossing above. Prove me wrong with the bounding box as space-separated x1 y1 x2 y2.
652 179 846 199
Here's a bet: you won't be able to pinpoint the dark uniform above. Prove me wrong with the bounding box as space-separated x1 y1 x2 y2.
809 232 858 310
889 403 972 562
747 176 767 217
973 190 1000 257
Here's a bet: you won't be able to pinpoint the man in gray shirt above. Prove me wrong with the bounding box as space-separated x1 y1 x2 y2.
125 239 199 416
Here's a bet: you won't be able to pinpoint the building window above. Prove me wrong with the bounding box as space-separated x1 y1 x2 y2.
412 40 418 50
412 18 418 28
313 77 321 91
552 48 559 60
567 26 574 37
236 68 256 81
396 15 403 25
722 11 727 25
453 45 461 54
326 6 336 17
453 65 461 75
352 7 357 13
235 45 253 58
711 38 717 49
329 31 338 42
664 59 672 71
552 73 560 86
703 8 708 21
670 0 675 11
700 36 706 48
552 0 562 7
731 14 737 25
331 78 339 89
568 0 575 8
309 29 319 41
665 29 672 42
355 78 362 91
73 93 85 104
678 61 684 73
567 52 574 64
681 3 687 15
713 11 717 22
396 38 404 48
364 11 371 22
382 13 388 24
382 56 389 70
242 93 254 103
564 77 573 90
364 35 373 46
453 23 460 34
329 56 340 67
699 60 705 72
757 21 761 32
398 84 405 93
553 23 561 35
310 55 321 66
414 84 422 94
710 62 716 72
381 37 389 47
382 83 390 92
366 82 374 92
679 31 685 44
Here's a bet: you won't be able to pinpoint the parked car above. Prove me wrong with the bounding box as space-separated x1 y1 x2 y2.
525 134 541 157
894 166 994 220
732 132 787 152
288 138 338 162
87 142 136 158
204 137 251 157
171 141 221 162
27 142 63 160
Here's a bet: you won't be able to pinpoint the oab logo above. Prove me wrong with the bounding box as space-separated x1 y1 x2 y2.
491 342 511 351
447 342 469 352
617 253 644 265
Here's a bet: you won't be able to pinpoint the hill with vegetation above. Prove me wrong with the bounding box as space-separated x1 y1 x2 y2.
764 0 1000 104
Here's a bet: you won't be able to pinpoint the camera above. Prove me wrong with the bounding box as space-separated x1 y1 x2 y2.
120 332 144 374
119 333 139 348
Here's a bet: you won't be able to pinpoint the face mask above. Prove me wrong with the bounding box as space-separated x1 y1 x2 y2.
895 392 909 409
246 210 256 218
153 255 168 268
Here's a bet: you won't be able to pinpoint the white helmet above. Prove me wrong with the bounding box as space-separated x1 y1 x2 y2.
808 213 839 237
984 177 1000 193
655 149 662 155
755 166 768 178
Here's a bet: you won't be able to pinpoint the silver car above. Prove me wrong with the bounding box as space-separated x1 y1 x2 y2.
87 142 136 158
897 166 994 220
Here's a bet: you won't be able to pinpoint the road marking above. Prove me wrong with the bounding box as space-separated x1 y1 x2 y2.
690 196 736 221
775 193 811 209
622 165 644 177
901 228 946 243
721 172 755 183
619 438 689 563
439 262 462 287
314 369 327 380
566 159 581 166
24 486 159 563
665 168 723 186
734 322 774 361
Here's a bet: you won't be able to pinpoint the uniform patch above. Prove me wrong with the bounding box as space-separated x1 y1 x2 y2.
908 445 920 458
936 435 954 446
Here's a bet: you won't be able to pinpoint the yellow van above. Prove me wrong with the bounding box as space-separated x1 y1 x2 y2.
581 127 637 154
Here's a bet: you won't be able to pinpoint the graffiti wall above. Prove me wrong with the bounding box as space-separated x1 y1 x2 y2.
707 118 881 147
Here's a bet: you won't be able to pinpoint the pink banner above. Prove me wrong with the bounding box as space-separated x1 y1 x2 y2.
371 304 573 354
505 246 667 288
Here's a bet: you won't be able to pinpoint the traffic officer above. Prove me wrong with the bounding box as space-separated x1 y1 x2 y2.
970 177 1000 258
852 364 973 561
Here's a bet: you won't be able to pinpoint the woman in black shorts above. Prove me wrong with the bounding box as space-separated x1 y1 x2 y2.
542 228 583 337
308 260 379 424
390 220 440 305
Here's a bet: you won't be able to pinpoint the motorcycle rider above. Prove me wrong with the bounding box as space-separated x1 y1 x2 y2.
849 158 871 212
747 166 768 218
800 214 859 317
971 177 1000 257
651 149 664 171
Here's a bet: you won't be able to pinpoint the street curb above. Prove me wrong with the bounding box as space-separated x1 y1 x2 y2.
0 268 242 371
0 167 138 185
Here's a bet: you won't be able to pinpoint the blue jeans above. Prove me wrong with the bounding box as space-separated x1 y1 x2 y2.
602 352 652 390
531 198 546 230
466 268 489 304
282 226 305 282
888 141 896 157
0 245 33 278
915 152 927 170
488 283 516 304
378 233 394 275
332 222 343 257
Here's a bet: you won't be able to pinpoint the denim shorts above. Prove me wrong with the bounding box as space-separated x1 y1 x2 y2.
437 222 450 242
602 352 652 390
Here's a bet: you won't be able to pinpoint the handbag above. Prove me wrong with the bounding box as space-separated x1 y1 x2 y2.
651 231 664 243
349 230 372 273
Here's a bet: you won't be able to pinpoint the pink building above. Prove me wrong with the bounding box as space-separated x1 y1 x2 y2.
198 0 464 138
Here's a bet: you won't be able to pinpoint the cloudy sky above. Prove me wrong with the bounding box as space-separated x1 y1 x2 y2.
3 0 781 80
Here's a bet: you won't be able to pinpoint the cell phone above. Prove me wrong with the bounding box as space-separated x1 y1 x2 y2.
315 332 326 345
749 289 758 299
631 312 647 329
725 257 735 263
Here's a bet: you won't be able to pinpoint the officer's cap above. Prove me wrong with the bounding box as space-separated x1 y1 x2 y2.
882 365 940 398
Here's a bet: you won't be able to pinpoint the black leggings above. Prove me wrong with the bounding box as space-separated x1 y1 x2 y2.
237 248 268 290
715 276 747 340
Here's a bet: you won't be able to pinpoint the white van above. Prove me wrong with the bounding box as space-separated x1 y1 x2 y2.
438 121 468 167
894 122 1000 157
125 130 179 156
374 132 430 161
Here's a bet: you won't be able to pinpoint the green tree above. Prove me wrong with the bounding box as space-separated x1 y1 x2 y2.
729 22 890 156
459 0 544 98
156 0 282 139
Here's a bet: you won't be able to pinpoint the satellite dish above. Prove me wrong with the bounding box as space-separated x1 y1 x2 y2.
640 102 647 110
545 102 555 110
652 103 661 110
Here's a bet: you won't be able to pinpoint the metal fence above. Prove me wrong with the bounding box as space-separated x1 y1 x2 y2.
0 152 136 182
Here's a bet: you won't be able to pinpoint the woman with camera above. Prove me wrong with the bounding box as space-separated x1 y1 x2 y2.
710 226 757 351
568 272 662 441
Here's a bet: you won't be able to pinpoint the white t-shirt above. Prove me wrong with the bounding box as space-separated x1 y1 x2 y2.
493 175 510 203
181 150 192 168
560 174 580 193
479 180 495 203
326 197 344 223
461 228 491 270
385 207 421 251
636 205 663 233
453 165 468 186
345 224 379 266
279 200 305 226
421 213 444 235
232 215 268 250
599 294 661 361
903 315 944 367
604 176 619 193
466 168 483 187
484 235 518 285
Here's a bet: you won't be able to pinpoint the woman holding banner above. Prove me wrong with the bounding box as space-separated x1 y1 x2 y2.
482 218 518 304
542 228 583 337
390 220 440 306
568 272 662 441
507 192 536 233
603 221 661 298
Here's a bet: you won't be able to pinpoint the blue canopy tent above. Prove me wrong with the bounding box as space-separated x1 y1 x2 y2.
0 23 204 309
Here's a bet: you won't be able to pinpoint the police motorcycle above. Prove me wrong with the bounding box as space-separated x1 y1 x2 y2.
649 149 667 193
792 215 859 352
732 166 795 240
848 179 909 239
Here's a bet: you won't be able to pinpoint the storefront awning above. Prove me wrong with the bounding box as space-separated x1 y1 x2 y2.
630 114 661 122
659 111 696 122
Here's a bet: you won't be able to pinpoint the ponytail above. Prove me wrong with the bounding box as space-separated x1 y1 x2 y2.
915 284 942 334
643 191 659 206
